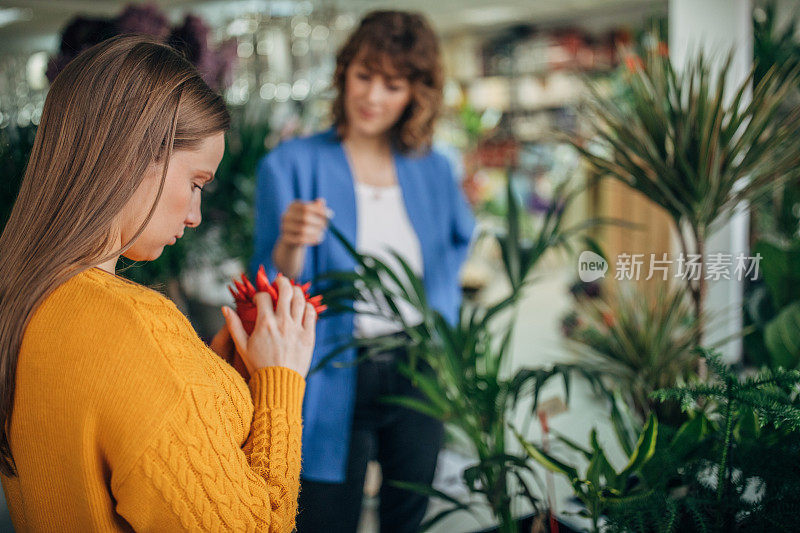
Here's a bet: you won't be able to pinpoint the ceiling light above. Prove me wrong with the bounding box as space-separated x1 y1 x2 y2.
0 7 33 29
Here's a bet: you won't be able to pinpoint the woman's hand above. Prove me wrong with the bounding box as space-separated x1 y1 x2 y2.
279 198 329 248
209 326 250 380
222 276 317 378
272 198 329 279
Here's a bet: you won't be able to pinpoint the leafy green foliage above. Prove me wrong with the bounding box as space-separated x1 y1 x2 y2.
574 45 800 342
515 414 662 533
649 350 800 532
564 283 701 419
0 125 37 232
653 350 800 432
576 50 800 238
319 178 605 531
743 236 800 370
754 1 800 89
202 114 269 269
519 349 800 532
742 2 800 371
763 302 800 369
755 240 800 311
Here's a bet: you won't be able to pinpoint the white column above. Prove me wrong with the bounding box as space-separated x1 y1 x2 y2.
669 0 752 362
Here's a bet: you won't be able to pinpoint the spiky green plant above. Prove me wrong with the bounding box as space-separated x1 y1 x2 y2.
573 48 800 345
519 349 800 532
652 349 800 531
564 283 701 419
318 179 608 531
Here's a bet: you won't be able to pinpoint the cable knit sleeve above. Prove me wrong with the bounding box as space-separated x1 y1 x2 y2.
112 366 305 533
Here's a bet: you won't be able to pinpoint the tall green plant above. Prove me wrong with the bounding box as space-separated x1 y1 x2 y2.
654 351 800 482
574 49 800 345
564 283 701 420
743 2 800 371
319 180 607 531
653 349 800 532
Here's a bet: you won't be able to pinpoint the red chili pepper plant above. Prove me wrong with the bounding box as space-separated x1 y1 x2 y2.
228 265 326 334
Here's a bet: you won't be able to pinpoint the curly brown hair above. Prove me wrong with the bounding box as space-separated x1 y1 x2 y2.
332 10 443 154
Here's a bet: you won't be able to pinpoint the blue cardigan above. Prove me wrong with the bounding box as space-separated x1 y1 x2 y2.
251 128 475 482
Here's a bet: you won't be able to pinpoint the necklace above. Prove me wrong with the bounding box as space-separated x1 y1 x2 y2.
359 182 393 201
343 141 397 198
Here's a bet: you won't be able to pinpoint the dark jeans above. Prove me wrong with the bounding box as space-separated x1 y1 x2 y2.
296 345 444 533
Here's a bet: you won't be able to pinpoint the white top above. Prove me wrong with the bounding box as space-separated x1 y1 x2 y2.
353 182 424 338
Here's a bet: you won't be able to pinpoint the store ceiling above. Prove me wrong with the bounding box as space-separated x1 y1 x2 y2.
0 0 666 52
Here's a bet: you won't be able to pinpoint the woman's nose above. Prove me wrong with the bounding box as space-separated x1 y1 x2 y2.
185 197 202 228
366 80 384 103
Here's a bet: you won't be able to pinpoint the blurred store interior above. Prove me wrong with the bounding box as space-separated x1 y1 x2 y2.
2 1 800 531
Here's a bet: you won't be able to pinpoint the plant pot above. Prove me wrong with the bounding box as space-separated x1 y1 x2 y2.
473 512 583 533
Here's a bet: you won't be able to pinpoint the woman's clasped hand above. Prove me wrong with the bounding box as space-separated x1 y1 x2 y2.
221 275 317 378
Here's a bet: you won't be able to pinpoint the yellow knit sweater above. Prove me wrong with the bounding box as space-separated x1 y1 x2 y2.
0 268 305 532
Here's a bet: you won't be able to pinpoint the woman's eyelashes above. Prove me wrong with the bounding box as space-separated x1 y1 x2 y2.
356 71 402 91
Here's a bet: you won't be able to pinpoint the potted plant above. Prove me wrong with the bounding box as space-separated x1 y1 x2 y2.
572 45 800 349
561 282 701 422
320 179 609 531
520 349 800 532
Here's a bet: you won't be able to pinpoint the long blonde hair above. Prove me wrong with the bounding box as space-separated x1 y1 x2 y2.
0 35 230 476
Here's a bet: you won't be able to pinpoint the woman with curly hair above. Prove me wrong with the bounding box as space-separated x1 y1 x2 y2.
252 10 474 532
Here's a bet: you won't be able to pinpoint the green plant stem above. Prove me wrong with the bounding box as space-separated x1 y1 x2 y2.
485 467 515 533
692 226 708 380
675 221 708 380
717 383 735 532
497 500 515 533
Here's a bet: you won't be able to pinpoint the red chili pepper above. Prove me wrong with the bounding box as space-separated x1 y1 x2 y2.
228 265 326 334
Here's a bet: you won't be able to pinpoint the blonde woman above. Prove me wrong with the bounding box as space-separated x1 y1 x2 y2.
0 35 315 531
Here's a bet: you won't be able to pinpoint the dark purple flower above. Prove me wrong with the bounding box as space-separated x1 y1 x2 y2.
211 38 239 91
58 16 118 54
116 3 171 39
561 311 582 338
528 191 567 215
569 279 602 300
168 15 238 91
528 192 551 213
47 4 237 90
46 53 73 83
168 15 211 68
47 16 118 82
